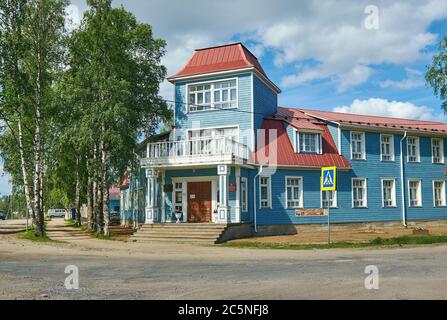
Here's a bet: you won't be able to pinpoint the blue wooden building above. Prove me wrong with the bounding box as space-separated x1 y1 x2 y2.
120 43 447 233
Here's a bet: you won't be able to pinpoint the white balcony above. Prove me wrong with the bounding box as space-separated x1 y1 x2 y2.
140 137 251 168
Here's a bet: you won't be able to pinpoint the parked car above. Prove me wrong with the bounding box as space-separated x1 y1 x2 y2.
109 210 120 226
47 209 67 218
0 211 6 220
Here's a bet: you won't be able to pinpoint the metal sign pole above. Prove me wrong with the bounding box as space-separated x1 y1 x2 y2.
327 196 331 245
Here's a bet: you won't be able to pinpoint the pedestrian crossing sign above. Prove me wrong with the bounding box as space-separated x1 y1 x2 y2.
321 167 337 191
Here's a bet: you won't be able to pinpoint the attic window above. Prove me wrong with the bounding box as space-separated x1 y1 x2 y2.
188 79 237 112
295 132 322 154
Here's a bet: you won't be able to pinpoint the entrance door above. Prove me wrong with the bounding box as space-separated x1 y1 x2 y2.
187 181 212 223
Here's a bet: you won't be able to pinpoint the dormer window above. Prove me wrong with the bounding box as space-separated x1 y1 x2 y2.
188 79 237 113
295 131 322 154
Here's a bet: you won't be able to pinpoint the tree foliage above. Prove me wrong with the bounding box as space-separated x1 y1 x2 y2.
426 36 447 112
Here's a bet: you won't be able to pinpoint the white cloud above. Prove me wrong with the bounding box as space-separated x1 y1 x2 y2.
67 0 447 94
259 0 447 91
65 4 81 32
334 98 442 121
337 65 372 93
379 68 425 90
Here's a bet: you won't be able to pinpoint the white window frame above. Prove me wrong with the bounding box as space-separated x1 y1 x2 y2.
350 131 366 160
259 176 272 209
352 178 368 208
296 131 322 154
408 179 422 207
241 177 248 213
285 176 303 209
186 78 238 113
187 125 240 142
321 190 337 208
381 178 397 208
407 136 420 163
380 134 395 162
431 138 444 164
433 180 446 207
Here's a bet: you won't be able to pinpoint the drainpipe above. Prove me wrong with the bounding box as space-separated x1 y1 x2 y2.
253 164 264 233
400 131 408 227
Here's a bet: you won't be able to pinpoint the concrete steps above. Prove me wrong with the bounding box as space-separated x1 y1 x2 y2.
0 223 27 234
108 226 136 236
129 223 228 244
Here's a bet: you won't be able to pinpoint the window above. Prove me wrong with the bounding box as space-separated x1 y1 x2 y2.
174 182 183 213
351 132 365 160
188 79 237 112
259 176 271 208
432 138 444 164
321 190 337 208
296 132 321 154
433 180 446 207
407 137 420 162
286 177 303 208
408 180 422 207
382 179 396 207
381 134 394 161
241 178 248 212
352 178 367 208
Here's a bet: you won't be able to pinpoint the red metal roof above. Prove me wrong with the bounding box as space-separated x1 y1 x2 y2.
275 107 324 131
298 108 447 134
255 119 351 168
109 186 121 201
169 43 267 79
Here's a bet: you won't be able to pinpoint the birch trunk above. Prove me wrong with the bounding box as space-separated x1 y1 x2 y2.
33 50 43 237
87 173 94 232
75 161 81 226
17 109 35 227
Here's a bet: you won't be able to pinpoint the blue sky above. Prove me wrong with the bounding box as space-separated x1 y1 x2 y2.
2 0 447 195
65 1 447 120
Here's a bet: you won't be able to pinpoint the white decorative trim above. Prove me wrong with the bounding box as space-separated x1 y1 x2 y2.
408 179 423 207
431 138 445 164
285 176 304 209
350 131 366 160
433 180 446 207
259 175 272 209
381 178 397 208
380 134 395 162
185 77 239 114
352 177 368 208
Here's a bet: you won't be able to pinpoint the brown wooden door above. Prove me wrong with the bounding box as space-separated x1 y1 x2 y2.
187 181 212 223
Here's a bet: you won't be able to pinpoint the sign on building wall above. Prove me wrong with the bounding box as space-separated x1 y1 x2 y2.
321 166 337 191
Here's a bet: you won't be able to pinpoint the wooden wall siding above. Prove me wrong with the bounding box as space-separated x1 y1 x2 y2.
174 73 253 147
253 130 446 226
253 74 278 146
327 123 340 152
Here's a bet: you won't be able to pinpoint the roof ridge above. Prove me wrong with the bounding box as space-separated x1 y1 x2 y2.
195 42 243 51
280 106 447 126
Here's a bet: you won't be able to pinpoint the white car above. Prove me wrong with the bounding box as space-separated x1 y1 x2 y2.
47 209 67 218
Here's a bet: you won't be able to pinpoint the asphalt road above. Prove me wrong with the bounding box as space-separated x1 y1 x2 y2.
1 233 447 299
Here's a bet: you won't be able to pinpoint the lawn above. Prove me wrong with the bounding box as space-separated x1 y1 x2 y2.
18 228 62 243
221 235 447 250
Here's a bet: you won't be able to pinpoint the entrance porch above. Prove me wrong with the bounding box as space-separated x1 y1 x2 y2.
144 165 251 225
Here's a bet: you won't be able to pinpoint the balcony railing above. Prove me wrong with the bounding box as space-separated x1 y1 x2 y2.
141 137 250 167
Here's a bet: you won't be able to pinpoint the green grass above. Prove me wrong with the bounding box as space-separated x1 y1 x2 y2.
221 235 447 251
65 219 83 228
18 228 62 243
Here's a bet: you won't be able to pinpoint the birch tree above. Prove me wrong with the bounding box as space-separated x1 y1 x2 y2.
0 0 67 236
61 0 170 235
